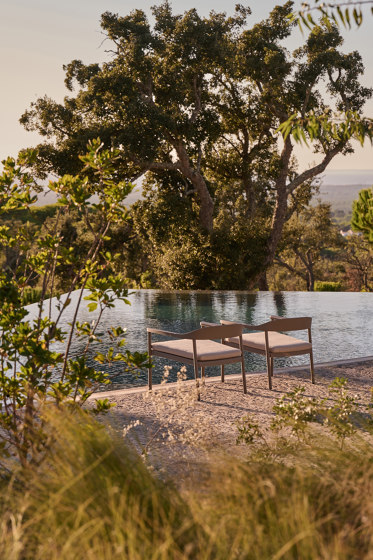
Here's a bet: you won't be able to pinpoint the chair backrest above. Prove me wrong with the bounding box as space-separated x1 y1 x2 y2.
261 317 312 332
183 324 243 340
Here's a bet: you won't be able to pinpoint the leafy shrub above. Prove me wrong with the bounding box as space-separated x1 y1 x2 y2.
0 140 149 468
236 378 364 450
324 377 359 449
314 280 343 291
21 287 43 305
271 386 322 441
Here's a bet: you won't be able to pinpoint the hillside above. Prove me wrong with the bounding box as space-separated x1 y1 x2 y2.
317 183 372 226
32 172 373 228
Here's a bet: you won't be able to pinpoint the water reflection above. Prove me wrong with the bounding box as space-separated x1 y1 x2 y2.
273 292 287 317
25 290 373 391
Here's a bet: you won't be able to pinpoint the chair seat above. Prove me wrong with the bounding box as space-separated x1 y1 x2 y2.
228 332 312 354
152 338 242 362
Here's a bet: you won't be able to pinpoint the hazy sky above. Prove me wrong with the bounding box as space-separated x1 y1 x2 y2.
1 0 372 171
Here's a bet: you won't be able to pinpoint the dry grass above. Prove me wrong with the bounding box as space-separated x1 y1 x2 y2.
0 403 373 559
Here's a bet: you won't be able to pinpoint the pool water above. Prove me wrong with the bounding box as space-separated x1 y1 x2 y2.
26 290 373 390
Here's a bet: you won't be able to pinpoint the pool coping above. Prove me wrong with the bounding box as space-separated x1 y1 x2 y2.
89 355 373 400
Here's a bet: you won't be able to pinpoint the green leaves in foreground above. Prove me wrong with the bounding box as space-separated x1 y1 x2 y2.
294 1 372 31
278 110 373 146
0 140 149 469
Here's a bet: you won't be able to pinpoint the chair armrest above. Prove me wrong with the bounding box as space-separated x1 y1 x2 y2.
220 319 261 330
147 328 185 339
200 321 220 327
270 315 284 320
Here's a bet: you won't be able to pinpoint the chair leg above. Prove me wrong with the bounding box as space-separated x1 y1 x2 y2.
241 357 247 394
194 367 200 401
238 335 247 394
201 366 205 386
264 332 272 390
192 366 200 400
221 365 225 383
147 333 152 391
310 350 315 384
265 354 272 390
192 341 200 401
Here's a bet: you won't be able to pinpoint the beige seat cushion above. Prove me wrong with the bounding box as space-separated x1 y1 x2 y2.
228 332 312 354
152 338 242 362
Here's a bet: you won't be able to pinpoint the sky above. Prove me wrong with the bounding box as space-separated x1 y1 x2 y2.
1 0 372 173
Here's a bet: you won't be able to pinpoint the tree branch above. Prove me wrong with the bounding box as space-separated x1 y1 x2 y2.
190 76 202 124
274 256 306 280
286 142 344 195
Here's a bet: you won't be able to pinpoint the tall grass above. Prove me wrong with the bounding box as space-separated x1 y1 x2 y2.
0 408 372 559
0 408 201 560
193 441 373 559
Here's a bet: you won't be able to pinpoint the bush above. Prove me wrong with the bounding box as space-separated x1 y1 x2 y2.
314 280 343 291
0 141 149 468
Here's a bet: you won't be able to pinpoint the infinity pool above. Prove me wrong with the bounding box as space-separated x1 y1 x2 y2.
26 290 373 390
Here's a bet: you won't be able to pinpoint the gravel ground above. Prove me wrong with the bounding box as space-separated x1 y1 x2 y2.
94 359 373 481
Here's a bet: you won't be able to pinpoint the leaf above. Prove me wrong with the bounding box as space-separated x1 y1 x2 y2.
345 8 351 29
94 353 106 364
337 6 345 27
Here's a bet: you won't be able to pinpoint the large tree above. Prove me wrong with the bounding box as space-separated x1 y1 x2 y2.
20 2 372 288
207 3 371 285
21 3 250 232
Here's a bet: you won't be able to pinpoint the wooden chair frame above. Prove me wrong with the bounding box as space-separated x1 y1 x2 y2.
147 324 247 398
220 316 315 390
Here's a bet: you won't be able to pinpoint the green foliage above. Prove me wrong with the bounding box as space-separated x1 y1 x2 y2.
351 187 373 243
132 172 269 288
278 109 373 147
0 140 149 468
296 1 373 30
271 386 322 441
19 3 372 287
275 203 342 291
236 378 363 452
236 414 265 446
314 280 343 290
324 377 359 448
343 234 373 291
21 287 44 305
0 204 58 227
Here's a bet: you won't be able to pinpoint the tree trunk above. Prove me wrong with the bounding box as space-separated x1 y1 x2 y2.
175 141 214 233
306 268 315 291
266 138 293 265
307 250 315 291
257 271 269 290
248 139 344 289
191 172 215 232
